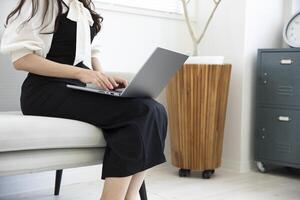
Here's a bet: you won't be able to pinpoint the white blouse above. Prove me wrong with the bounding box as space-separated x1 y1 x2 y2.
0 0 101 69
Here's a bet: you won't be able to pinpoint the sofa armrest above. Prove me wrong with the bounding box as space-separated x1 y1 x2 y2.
105 71 136 83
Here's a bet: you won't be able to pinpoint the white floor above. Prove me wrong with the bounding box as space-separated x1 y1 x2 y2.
1 163 300 200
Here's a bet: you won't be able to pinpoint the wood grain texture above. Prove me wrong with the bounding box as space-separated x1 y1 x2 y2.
166 64 232 170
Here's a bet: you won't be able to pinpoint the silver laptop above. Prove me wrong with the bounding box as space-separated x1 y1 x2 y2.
67 47 189 98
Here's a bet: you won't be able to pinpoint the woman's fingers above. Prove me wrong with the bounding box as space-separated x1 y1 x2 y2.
93 77 103 89
97 73 113 90
95 79 104 89
123 79 129 87
106 75 119 87
77 70 111 90
97 78 109 90
104 78 114 89
94 75 108 90
119 78 129 87
112 76 128 87
88 72 131 90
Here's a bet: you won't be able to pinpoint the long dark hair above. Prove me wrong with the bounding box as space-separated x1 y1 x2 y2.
5 0 103 34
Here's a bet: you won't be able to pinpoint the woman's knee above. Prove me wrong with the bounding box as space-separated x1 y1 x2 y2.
135 98 167 115
143 99 168 129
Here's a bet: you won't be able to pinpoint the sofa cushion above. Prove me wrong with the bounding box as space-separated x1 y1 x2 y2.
0 148 105 176
0 112 106 152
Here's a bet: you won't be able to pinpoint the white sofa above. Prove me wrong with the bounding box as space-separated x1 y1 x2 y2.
0 72 148 199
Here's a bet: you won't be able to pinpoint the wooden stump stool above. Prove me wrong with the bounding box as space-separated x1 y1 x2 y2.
166 64 232 179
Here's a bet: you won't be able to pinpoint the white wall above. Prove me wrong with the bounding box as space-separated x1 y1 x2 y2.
292 0 300 14
0 2 192 197
97 7 192 73
0 0 26 111
241 0 285 172
196 0 286 172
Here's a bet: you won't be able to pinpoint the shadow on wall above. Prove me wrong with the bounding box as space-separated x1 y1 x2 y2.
0 0 26 111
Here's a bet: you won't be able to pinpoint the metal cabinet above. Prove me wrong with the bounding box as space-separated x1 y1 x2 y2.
255 48 300 172
257 50 300 106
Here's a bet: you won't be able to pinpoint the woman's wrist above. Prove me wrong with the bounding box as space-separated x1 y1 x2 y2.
71 66 86 80
91 57 104 72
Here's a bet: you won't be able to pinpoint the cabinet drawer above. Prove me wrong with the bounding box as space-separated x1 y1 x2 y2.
261 52 300 67
255 107 300 164
257 51 300 106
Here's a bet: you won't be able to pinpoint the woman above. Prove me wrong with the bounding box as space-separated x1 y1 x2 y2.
0 0 168 199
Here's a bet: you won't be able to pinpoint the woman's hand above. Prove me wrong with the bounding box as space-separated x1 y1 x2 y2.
76 69 128 90
110 75 129 89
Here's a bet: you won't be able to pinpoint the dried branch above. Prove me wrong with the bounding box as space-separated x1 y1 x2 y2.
180 0 222 56
196 0 221 44
181 0 197 44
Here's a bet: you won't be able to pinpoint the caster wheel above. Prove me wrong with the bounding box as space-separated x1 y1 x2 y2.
179 169 191 177
256 161 268 173
202 170 214 179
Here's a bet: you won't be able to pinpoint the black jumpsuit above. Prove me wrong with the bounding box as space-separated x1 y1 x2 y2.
20 1 168 180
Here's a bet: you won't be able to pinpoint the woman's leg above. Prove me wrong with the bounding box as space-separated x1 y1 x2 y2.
21 82 167 199
125 170 148 200
100 176 133 200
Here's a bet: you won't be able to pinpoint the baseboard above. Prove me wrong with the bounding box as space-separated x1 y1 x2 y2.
221 159 256 173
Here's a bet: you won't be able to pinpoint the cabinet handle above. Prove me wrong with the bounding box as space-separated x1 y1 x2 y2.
280 59 293 65
278 116 291 122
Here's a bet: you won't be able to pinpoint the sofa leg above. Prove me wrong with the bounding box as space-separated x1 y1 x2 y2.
54 169 63 196
54 170 147 198
139 180 148 200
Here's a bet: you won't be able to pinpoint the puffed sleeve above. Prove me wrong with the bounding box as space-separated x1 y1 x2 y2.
90 3 102 59
91 30 102 59
0 0 45 63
